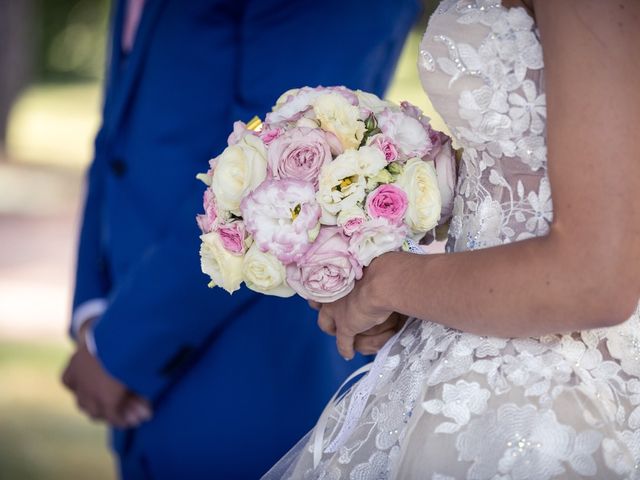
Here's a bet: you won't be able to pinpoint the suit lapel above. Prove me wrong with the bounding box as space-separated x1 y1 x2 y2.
104 0 169 142
104 0 126 101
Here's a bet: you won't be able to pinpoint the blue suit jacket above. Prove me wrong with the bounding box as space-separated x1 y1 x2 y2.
74 0 419 477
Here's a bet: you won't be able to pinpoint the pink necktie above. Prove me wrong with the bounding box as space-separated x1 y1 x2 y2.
122 0 146 53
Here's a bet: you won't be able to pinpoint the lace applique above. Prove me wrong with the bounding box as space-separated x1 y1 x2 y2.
420 0 549 253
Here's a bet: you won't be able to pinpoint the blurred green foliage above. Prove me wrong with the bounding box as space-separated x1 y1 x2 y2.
35 0 110 82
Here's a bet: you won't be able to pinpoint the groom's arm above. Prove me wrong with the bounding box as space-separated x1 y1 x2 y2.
90 179 261 402
72 130 112 337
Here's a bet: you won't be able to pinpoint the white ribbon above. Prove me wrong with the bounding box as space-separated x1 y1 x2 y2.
312 321 409 469
311 239 425 469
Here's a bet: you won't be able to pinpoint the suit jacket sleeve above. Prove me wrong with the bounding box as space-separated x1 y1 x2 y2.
91 179 260 401
72 130 112 337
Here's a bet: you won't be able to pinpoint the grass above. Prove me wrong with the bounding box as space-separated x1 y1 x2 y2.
0 341 115 480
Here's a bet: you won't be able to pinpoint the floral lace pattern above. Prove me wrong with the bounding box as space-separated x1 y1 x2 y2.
263 1 640 479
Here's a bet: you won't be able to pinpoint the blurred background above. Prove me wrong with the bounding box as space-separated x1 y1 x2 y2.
0 1 442 478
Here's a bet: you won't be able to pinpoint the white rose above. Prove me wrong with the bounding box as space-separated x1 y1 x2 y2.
316 150 367 224
396 158 442 235
313 93 365 150
200 232 244 294
242 243 295 298
378 109 431 159
355 90 397 114
210 134 267 215
355 145 387 176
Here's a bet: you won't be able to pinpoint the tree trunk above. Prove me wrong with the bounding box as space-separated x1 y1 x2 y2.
0 0 34 158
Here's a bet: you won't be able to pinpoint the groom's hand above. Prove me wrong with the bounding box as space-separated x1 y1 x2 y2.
62 331 152 429
353 313 407 356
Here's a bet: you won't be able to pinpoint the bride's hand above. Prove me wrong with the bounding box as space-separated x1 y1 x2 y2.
316 254 397 360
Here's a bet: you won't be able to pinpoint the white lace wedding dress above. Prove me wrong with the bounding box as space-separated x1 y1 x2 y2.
264 1 640 478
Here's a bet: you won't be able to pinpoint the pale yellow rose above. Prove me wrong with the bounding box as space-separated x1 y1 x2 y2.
313 93 365 150
242 244 295 298
355 90 396 114
200 232 244 294
196 171 212 186
210 135 267 215
295 117 320 129
274 88 301 108
396 159 442 234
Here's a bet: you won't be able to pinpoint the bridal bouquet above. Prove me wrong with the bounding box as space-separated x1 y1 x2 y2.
196 86 456 303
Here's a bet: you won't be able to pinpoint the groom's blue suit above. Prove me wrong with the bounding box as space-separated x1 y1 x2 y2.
73 0 419 478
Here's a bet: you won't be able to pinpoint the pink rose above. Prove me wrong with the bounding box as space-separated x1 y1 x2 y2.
348 218 407 267
433 139 457 224
400 101 449 158
196 189 218 233
427 126 449 159
368 134 399 163
218 221 247 255
240 179 321 264
267 127 335 186
259 127 283 145
286 227 363 303
366 184 408 225
343 217 365 236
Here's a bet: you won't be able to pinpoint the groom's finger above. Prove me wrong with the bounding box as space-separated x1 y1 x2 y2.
359 317 399 336
336 328 355 361
354 329 396 356
61 365 76 391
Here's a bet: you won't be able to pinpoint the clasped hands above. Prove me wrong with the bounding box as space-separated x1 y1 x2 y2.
311 255 407 360
62 321 152 429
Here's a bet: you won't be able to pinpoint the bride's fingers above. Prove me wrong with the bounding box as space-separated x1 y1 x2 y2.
336 328 355 361
354 329 396 356
308 300 322 311
317 307 336 336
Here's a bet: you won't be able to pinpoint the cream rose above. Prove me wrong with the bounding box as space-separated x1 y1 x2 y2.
396 158 442 235
242 243 295 298
313 93 365 150
200 232 244 294
210 134 267 215
316 150 367 224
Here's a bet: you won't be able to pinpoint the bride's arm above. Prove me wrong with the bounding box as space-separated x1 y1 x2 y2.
322 0 640 359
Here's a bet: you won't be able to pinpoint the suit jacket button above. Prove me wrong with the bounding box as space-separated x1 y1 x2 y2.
109 158 127 177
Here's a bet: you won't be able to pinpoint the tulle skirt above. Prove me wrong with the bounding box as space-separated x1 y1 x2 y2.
263 304 640 479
